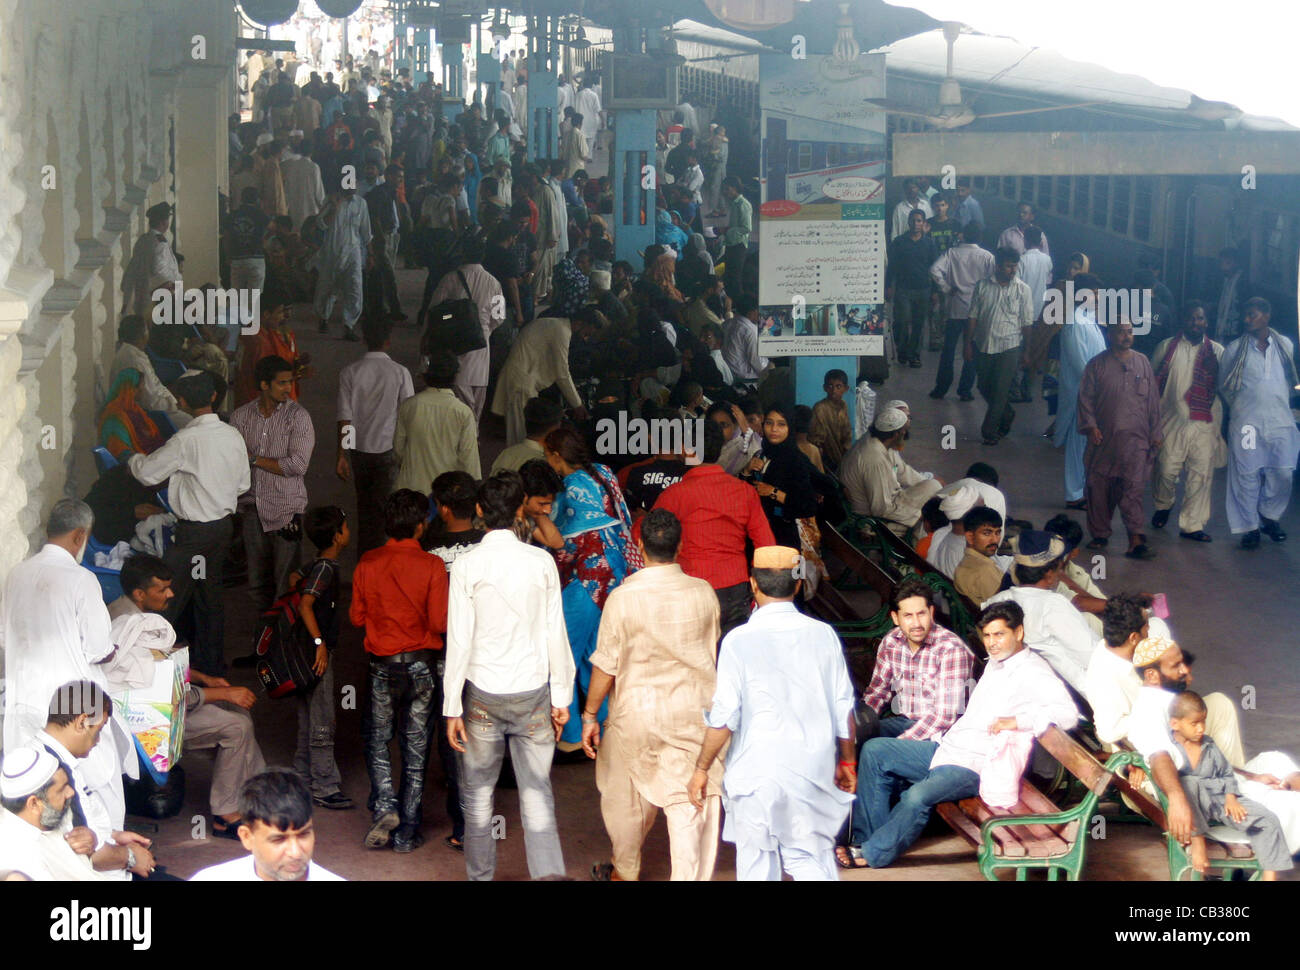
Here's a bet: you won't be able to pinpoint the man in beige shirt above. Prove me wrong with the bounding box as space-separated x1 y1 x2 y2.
952 507 1007 605
393 350 481 492
581 508 723 881
839 407 943 537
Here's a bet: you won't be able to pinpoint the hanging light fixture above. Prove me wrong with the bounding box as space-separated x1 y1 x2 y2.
489 7 510 42
831 1 859 62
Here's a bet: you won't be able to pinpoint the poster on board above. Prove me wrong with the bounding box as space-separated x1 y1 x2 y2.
758 53 887 357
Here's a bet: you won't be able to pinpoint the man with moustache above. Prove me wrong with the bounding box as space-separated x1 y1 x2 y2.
1077 318 1162 559
1149 301 1226 543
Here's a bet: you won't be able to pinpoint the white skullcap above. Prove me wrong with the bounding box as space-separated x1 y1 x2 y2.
874 407 908 433
939 484 980 520
882 399 910 414
1 746 58 800
1146 616 1171 641
255 132 273 146
288 129 304 137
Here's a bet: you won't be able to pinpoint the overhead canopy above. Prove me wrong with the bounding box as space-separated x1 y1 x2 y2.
874 28 1297 132
884 0 1300 129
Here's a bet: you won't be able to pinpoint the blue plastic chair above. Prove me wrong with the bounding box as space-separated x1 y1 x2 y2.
146 347 186 385
92 446 119 475
146 410 177 439
82 558 123 604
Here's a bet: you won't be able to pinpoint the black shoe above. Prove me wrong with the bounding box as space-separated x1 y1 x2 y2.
393 832 425 854
342 328 361 342
1179 530 1212 543
317 318 328 334
981 436 1000 446
1151 509 1170 530
1086 537 1109 550
1241 530 1261 550
313 791 354 810
1124 543 1156 560
908 358 923 368
1065 499 1088 511
364 811 400 849
389 310 409 322
1260 518 1288 542
958 392 974 402
928 390 946 400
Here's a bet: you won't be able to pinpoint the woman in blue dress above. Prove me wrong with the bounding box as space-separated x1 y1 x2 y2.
543 426 641 748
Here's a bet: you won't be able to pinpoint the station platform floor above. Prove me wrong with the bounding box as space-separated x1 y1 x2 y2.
148 255 1298 882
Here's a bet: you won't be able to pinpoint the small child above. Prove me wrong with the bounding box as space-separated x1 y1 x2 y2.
809 368 852 470
1168 690 1292 880
294 505 351 810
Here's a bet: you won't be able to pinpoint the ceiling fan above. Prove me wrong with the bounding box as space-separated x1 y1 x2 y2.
866 22 1105 130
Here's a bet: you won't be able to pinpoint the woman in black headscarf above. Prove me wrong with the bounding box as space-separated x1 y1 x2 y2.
739 401 819 549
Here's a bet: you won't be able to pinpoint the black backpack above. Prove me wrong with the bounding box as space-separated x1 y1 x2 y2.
253 582 321 699
422 268 486 357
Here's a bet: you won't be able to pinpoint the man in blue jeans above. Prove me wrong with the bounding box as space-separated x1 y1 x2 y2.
444 472 576 880
840 600 1078 869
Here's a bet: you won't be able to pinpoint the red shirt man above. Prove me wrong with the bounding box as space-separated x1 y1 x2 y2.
654 433 774 637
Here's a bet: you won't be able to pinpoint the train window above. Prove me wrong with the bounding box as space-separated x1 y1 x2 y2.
1091 176 1109 229
1075 176 1090 218
1263 211 1290 286
1002 177 1016 198
797 143 812 172
974 176 987 190
1055 177 1071 217
1133 176 1154 241
1036 177 1052 211
1111 177 1132 235
826 144 839 166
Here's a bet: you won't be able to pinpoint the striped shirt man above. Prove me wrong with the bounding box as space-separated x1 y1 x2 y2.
230 397 315 531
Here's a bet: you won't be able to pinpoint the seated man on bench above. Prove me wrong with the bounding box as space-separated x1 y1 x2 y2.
1123 635 1300 861
840 600 1077 869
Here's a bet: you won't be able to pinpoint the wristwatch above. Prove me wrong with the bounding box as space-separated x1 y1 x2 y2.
312 637 323 647
125 847 137 872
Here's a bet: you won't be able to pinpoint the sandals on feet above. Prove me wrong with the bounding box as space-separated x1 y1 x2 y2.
834 845 869 869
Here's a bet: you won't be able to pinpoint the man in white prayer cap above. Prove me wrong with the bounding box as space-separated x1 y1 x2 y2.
839 407 944 536
926 484 982 578
0 747 106 881
688 546 857 880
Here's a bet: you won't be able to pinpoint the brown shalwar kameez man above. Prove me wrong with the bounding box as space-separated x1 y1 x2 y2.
1077 320 1163 558
582 548 723 881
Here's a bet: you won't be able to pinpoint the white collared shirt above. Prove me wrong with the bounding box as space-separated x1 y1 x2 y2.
721 314 768 383
442 530 575 717
930 647 1078 773
337 351 416 454
189 854 344 881
982 586 1095 693
128 413 250 522
0 810 55 880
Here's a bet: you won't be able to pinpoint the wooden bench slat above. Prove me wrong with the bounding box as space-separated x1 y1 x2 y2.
957 795 1072 858
1039 726 1112 797
936 801 988 849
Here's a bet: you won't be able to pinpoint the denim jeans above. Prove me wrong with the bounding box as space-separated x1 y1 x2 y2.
851 737 979 867
458 681 565 881
294 661 342 798
932 318 977 397
363 658 436 844
434 656 464 840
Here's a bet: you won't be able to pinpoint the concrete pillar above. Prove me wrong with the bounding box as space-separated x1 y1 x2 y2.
609 29 658 264
527 19 558 162
174 66 227 287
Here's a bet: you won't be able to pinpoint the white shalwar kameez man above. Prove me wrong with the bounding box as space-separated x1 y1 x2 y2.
703 592 855 881
1218 327 1300 537
313 192 372 338
1 544 134 807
